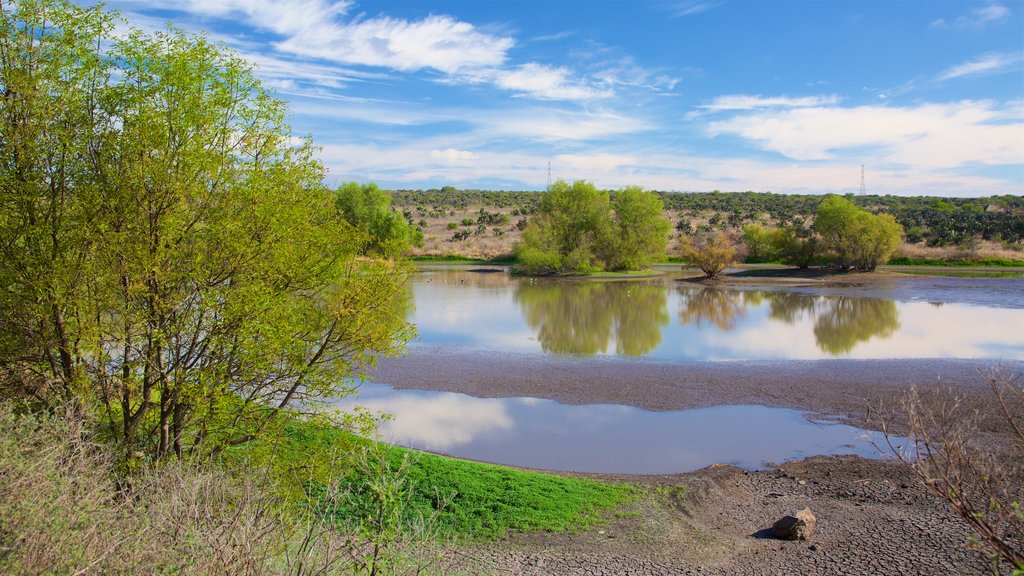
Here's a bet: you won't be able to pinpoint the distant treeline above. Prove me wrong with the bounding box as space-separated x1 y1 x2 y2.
390 188 1024 246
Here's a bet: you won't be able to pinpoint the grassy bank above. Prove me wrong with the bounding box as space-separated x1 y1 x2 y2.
0 405 634 573
277 419 636 540
885 256 1024 267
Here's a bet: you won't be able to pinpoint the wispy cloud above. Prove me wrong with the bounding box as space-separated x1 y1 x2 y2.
698 94 841 112
706 100 1023 169
666 1 724 18
930 2 1011 28
937 52 1024 81
465 63 612 101
477 107 651 141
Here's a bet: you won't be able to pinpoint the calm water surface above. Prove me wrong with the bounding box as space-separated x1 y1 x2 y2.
409 267 1024 360
340 382 896 474
353 266 1019 473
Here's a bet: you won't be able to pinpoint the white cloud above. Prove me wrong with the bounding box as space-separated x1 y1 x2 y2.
277 14 513 74
488 63 611 101
133 0 513 74
431 148 478 161
930 2 1011 28
937 52 1024 81
698 94 841 111
317 139 1020 196
706 100 1024 169
479 108 651 141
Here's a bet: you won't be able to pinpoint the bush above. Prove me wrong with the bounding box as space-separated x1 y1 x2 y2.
814 195 903 271
678 232 737 278
513 180 670 275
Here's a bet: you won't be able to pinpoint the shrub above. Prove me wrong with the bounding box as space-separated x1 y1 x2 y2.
678 232 737 278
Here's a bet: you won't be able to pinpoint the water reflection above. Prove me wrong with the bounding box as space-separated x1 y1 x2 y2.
515 281 669 356
337 382 897 474
812 297 900 355
406 268 1024 361
677 287 747 330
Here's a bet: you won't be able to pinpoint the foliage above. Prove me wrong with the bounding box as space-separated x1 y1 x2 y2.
390 189 1024 250
678 232 737 278
886 256 1024 268
0 405 452 575
514 180 614 275
814 195 903 271
335 182 423 258
880 368 1023 572
513 180 670 275
0 0 414 459
605 186 671 271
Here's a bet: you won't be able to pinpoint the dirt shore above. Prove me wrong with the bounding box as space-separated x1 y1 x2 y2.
371 352 1021 437
371 353 1020 574
457 456 993 575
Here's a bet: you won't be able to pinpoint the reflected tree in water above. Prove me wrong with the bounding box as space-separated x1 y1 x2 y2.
812 297 900 355
675 288 900 356
515 282 668 356
764 292 820 324
677 287 747 331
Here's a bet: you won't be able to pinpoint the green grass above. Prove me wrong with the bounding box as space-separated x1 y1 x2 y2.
273 419 635 541
891 268 1023 278
886 256 1024 267
394 450 635 539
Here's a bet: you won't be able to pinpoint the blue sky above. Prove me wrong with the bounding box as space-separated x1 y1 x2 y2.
101 0 1023 196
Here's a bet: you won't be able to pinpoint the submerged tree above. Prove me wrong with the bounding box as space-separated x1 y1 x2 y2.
0 0 413 459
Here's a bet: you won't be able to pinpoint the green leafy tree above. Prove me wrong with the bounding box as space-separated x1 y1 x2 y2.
335 181 423 258
0 1 413 459
605 186 670 271
814 195 903 271
514 180 613 275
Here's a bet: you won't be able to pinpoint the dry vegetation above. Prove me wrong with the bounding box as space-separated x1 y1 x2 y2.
878 368 1024 574
0 407 453 576
408 205 1021 264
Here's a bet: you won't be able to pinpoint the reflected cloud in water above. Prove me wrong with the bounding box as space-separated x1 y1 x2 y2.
337 382 897 474
335 384 513 451
408 269 1024 361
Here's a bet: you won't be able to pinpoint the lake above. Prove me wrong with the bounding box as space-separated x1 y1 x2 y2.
352 265 1023 474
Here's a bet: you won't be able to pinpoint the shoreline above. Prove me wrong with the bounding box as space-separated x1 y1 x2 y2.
370 351 1020 437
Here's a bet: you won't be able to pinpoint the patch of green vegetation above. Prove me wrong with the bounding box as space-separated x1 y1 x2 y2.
275 419 635 541
886 256 1024 267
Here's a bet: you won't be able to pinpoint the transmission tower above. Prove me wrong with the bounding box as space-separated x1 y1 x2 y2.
859 165 866 195
547 161 552 189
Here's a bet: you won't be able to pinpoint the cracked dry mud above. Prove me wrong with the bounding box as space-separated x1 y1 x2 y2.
454 457 993 575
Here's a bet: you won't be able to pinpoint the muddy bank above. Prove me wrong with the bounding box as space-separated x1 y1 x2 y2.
369 351 1020 436
455 456 993 575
